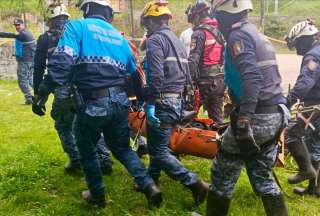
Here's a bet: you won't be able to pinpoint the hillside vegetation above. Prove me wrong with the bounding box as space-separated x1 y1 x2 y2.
0 0 319 39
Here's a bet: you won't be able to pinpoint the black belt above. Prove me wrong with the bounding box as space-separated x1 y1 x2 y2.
81 86 124 100
255 105 280 114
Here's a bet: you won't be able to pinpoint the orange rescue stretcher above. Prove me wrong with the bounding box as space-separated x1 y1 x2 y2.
129 111 285 167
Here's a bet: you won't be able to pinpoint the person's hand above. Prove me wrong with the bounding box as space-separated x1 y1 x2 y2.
32 82 50 116
32 95 46 116
145 104 161 128
235 115 260 154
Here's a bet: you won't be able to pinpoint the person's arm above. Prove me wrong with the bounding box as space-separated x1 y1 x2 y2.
47 21 81 87
228 30 263 116
188 30 205 80
33 34 48 95
288 56 320 105
0 32 17 38
145 36 165 105
0 31 28 41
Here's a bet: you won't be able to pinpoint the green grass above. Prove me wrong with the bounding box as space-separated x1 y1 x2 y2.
0 80 320 216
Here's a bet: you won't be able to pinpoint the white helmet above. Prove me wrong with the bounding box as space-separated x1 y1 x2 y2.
212 0 253 14
286 19 319 48
47 4 70 19
77 0 112 9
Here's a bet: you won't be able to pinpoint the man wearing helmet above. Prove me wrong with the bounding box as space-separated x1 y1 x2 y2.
285 19 320 197
36 0 162 208
140 0 209 206
207 0 289 215
187 0 225 125
32 3 114 176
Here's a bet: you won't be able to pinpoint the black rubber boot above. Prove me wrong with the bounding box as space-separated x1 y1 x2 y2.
315 161 320 197
81 190 106 208
294 161 319 196
294 179 316 195
187 180 209 206
64 160 81 174
206 190 231 216
312 161 320 197
100 159 113 176
143 183 162 208
261 194 288 216
287 141 316 184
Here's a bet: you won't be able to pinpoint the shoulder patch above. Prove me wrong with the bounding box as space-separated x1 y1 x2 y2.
307 59 318 72
232 41 243 57
190 38 197 51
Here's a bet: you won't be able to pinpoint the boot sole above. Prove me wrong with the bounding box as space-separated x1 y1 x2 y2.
293 187 313 196
288 173 317 184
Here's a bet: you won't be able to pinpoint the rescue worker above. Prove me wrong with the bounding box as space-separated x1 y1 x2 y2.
34 0 162 208
207 0 289 215
0 19 35 104
188 1 225 125
285 20 320 196
140 1 209 205
32 3 113 175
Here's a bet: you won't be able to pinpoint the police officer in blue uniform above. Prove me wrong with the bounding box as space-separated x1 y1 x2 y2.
140 1 209 205
32 3 113 175
207 0 289 215
35 0 162 208
0 19 35 104
285 20 320 197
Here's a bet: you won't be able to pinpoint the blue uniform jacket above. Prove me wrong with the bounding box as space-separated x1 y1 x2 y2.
47 15 137 90
224 20 285 115
289 41 320 105
34 21 66 95
146 25 188 104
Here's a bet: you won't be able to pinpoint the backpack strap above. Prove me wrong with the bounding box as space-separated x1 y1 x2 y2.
195 23 226 46
154 31 194 90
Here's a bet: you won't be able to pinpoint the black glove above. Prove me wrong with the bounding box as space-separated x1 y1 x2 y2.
32 81 51 116
234 114 260 154
32 95 46 116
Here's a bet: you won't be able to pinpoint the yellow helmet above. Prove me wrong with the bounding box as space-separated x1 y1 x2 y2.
141 1 172 18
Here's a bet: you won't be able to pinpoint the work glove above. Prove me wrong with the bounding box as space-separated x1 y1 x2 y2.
32 82 50 116
32 95 47 116
145 104 161 128
234 114 260 154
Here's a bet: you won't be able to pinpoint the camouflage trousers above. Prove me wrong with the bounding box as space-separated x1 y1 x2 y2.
51 86 79 162
51 86 112 163
17 61 33 102
211 112 284 198
285 113 320 162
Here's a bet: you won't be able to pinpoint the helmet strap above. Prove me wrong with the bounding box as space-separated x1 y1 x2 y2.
295 35 315 56
85 3 90 16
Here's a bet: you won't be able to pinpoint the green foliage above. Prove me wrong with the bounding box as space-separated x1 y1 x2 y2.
264 16 287 39
1 80 320 215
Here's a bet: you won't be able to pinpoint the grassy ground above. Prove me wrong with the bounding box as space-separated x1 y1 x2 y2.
0 80 320 216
